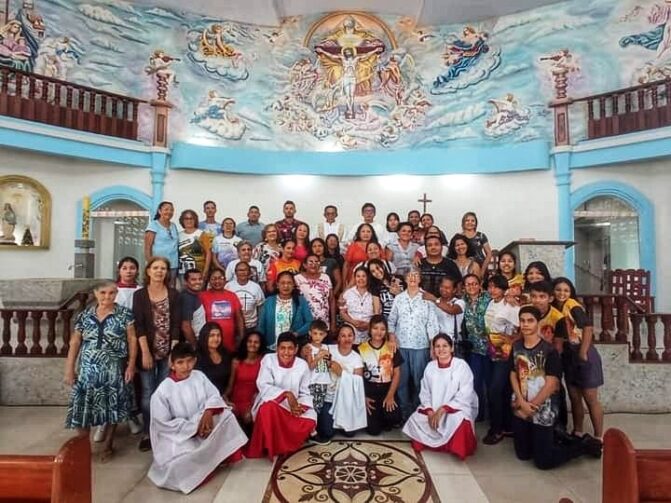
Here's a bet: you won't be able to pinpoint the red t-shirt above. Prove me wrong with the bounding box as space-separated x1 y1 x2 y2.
199 290 242 352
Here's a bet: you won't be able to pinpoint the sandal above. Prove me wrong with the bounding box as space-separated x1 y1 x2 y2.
482 431 505 445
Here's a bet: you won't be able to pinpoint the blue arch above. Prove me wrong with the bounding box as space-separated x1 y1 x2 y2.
76 185 152 239
568 181 656 295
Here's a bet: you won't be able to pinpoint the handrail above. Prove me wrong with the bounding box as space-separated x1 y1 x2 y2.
0 67 147 104
549 77 671 106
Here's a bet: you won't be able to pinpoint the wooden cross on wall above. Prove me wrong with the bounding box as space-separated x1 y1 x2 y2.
418 193 432 214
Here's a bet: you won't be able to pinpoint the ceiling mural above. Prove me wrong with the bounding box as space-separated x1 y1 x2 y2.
0 0 666 151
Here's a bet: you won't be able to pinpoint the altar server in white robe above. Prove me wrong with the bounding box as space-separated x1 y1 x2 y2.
148 343 248 494
403 333 478 460
246 332 317 459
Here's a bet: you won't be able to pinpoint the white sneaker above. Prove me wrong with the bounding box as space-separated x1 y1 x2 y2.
128 415 143 435
93 425 107 442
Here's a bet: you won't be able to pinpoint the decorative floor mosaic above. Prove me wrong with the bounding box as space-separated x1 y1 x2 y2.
262 440 441 503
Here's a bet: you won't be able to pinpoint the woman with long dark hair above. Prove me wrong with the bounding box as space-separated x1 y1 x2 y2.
195 322 233 396
226 330 265 432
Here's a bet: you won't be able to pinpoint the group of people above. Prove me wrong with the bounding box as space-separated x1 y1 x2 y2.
62 199 605 494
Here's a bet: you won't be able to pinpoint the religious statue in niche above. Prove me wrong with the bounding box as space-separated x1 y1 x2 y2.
620 1 671 83
270 12 431 150
186 21 250 81
483 93 531 138
145 49 180 101
0 175 50 248
191 90 247 140
431 25 501 95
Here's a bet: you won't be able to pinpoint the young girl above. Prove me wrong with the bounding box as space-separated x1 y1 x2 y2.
301 320 332 441
402 333 478 460
552 277 604 447
357 315 402 435
226 331 265 434
195 323 232 396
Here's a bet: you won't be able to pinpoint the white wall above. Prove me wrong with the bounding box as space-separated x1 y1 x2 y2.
0 148 151 279
572 159 671 311
163 169 559 251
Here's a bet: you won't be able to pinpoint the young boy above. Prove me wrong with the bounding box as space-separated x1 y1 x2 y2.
528 280 570 429
148 343 248 494
246 332 317 458
528 280 569 352
510 306 585 470
301 320 332 425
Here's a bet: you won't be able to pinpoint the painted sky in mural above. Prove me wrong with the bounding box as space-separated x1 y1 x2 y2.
0 0 666 150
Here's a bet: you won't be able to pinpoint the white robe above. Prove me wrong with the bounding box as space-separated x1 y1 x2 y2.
402 358 478 448
148 370 248 494
251 354 317 422
330 371 367 432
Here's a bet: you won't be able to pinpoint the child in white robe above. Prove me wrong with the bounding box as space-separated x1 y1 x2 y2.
246 332 317 459
403 333 478 460
148 343 248 494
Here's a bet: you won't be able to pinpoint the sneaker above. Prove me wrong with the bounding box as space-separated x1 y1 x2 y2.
128 416 143 435
482 431 505 445
138 437 152 452
93 425 107 443
581 434 603 459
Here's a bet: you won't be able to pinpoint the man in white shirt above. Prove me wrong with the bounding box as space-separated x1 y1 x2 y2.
345 202 388 247
316 205 345 241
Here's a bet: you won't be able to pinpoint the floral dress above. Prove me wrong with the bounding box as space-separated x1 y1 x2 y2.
65 304 135 428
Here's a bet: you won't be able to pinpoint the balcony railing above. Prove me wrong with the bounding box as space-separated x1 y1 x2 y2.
550 78 671 145
0 67 145 141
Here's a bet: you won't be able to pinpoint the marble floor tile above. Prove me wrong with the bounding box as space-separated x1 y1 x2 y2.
432 474 489 502
475 473 581 503
212 460 274 502
420 449 474 475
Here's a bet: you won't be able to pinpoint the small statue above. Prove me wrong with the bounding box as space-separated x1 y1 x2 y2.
145 49 180 102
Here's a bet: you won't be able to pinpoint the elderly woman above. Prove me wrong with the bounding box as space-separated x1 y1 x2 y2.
64 280 137 461
252 223 281 275
403 334 478 460
388 270 440 420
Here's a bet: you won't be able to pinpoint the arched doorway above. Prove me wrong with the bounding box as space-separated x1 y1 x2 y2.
91 200 149 278
573 195 640 293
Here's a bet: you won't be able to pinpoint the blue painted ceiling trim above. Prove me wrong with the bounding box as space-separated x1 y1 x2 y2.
569 132 671 169
570 181 657 296
170 139 551 175
0 117 154 168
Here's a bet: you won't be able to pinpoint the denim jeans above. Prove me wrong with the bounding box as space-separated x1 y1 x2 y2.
139 358 170 434
317 402 355 439
487 359 512 434
397 347 431 421
467 352 491 422
512 416 582 470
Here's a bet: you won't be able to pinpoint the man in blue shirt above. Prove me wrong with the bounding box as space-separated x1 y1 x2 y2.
237 205 265 246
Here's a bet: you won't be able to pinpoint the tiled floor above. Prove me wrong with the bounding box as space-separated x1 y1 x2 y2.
1 406 669 502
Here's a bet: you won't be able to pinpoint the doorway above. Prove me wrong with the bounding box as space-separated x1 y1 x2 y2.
91 200 149 279
573 195 640 294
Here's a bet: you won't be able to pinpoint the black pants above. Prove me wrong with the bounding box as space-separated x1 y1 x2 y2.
512 416 582 470
365 383 402 436
487 360 512 434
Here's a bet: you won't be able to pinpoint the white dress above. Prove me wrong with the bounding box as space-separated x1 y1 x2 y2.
402 359 478 448
148 370 248 494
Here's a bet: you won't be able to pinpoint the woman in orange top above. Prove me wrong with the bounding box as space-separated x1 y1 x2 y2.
343 223 378 284
266 239 301 292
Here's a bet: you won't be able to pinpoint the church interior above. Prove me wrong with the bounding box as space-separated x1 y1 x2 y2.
1 0 671 501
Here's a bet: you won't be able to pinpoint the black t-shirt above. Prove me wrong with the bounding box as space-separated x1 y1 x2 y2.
510 338 561 427
419 258 462 297
196 348 232 395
